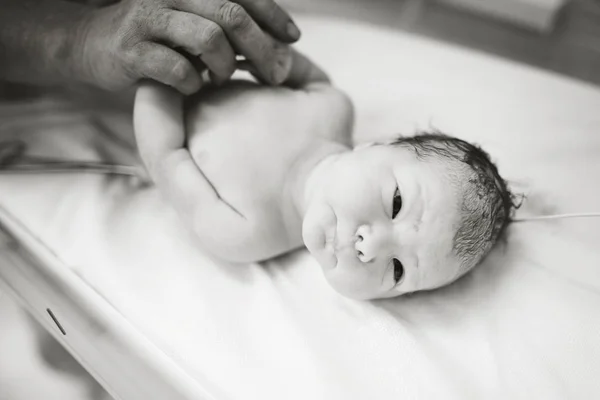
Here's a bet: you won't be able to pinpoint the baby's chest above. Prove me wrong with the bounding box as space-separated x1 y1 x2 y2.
191 126 305 207
191 131 305 257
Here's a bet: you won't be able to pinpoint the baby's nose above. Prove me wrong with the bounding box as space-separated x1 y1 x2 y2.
354 225 391 263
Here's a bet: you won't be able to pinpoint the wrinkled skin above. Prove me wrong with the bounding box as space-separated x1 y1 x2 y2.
79 0 300 93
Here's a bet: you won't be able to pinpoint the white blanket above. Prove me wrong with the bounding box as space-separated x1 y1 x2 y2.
1 15 600 400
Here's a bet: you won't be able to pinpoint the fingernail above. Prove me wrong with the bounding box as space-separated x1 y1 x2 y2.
268 43 293 85
286 21 301 40
182 73 202 95
271 56 292 85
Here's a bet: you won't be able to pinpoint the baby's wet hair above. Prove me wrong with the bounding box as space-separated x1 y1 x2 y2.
390 131 518 277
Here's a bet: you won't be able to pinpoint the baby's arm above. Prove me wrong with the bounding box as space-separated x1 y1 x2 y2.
134 81 256 261
285 48 354 145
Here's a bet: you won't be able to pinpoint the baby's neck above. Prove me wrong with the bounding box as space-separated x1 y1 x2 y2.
284 140 349 225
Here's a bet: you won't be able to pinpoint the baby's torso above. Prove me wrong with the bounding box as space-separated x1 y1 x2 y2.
185 81 353 254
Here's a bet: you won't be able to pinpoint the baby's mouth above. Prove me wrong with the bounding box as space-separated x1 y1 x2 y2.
318 231 338 270
326 230 356 259
335 237 357 253
324 228 337 252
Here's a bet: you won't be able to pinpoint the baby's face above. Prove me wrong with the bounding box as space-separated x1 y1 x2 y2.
302 144 463 300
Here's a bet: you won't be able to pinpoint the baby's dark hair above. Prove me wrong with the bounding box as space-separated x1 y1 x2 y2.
390 132 518 276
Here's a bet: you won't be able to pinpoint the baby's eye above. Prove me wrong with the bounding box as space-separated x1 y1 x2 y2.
393 258 404 285
392 187 402 218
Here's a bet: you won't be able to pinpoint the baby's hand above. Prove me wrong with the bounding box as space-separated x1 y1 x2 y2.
76 0 299 94
238 48 330 90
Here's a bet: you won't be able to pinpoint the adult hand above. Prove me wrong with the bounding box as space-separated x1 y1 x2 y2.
79 0 300 94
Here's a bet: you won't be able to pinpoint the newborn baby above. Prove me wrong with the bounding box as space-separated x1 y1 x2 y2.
134 52 513 300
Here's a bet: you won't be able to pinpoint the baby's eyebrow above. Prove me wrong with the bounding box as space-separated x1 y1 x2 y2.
412 183 425 233
413 184 426 270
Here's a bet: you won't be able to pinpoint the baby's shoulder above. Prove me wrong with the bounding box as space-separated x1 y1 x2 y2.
304 84 355 147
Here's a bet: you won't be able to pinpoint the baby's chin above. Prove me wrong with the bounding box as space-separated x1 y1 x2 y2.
324 278 404 300
316 263 403 301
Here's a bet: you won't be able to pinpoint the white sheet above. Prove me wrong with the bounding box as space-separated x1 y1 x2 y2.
1 15 600 400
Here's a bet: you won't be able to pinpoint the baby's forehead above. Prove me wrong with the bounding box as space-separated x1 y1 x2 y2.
371 142 459 173
358 141 467 205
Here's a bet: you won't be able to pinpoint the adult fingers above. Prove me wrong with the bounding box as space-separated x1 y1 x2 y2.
132 42 202 95
149 11 236 84
236 59 267 84
177 0 292 85
237 48 329 89
235 0 300 43
281 48 330 89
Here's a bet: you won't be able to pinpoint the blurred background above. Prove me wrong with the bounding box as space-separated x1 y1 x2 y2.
1 0 599 399
280 0 600 86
